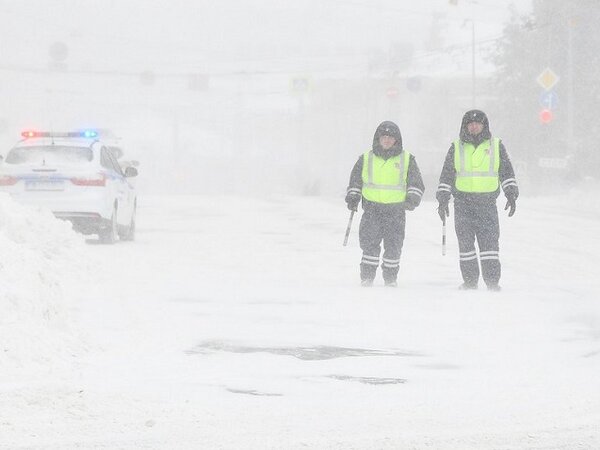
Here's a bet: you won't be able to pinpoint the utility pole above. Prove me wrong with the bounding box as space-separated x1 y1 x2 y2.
566 14 574 158
451 0 476 107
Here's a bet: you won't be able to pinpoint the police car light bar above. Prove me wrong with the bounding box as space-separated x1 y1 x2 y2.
21 130 98 139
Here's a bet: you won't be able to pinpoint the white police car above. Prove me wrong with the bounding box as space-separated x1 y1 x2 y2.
0 130 137 243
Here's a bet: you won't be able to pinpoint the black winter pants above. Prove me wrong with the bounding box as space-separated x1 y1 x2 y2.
359 206 406 282
454 199 501 287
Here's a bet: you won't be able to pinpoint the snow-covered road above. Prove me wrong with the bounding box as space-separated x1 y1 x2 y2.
2 194 600 449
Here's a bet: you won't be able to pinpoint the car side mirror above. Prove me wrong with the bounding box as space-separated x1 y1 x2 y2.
125 166 138 177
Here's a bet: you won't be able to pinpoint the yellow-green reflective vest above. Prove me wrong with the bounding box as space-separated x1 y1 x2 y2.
453 137 500 193
361 150 411 204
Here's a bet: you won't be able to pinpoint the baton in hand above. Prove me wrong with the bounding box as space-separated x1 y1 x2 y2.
442 216 447 256
343 210 355 247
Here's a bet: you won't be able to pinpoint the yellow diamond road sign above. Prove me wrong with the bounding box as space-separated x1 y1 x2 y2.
537 68 559 91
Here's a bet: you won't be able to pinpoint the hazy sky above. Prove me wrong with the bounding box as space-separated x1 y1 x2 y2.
0 0 533 75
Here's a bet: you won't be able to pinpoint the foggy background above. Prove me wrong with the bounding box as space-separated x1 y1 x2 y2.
4 2 600 447
3 0 596 198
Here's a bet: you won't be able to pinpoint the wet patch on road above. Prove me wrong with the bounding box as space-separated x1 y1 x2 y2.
226 388 282 397
415 363 461 370
245 299 313 305
170 297 213 304
327 375 406 385
186 340 423 360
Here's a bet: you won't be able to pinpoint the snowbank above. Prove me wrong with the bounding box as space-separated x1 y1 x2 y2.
0 193 88 381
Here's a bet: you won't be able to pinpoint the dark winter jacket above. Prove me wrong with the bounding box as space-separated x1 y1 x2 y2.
346 121 425 212
436 110 519 206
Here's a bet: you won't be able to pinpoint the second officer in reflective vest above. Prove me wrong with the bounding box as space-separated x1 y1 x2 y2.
345 121 425 287
436 110 519 291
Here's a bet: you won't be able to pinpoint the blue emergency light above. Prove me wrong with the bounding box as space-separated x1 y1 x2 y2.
82 130 98 138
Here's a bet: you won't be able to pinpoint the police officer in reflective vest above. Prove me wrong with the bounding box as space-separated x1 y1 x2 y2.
436 110 519 291
345 121 425 287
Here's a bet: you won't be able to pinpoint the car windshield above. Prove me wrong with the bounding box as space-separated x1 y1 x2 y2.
5 146 93 165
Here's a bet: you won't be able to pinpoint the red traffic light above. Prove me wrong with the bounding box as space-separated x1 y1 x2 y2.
540 109 553 124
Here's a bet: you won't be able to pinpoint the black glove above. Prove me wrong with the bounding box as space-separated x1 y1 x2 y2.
437 201 449 222
504 196 516 217
345 192 361 211
404 200 416 211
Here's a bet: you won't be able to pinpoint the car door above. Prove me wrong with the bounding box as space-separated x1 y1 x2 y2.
107 149 134 224
100 147 129 225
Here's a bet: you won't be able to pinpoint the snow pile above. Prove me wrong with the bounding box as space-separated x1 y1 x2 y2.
0 193 88 380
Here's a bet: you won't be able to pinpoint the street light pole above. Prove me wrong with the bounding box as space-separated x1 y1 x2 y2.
471 19 476 107
462 18 476 107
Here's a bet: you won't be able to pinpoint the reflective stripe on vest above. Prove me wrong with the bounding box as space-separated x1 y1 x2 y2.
454 137 500 193
361 150 410 204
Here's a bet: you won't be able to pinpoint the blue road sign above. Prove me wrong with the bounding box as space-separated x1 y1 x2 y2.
540 91 559 109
